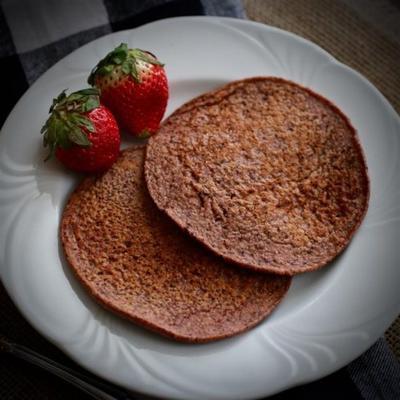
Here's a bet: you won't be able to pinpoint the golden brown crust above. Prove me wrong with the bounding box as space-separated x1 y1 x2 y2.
61 147 291 343
145 77 370 275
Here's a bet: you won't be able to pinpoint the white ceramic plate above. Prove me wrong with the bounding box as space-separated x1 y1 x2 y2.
1 17 399 400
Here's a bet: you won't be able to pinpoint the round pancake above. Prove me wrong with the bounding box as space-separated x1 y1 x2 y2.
61 147 291 343
145 77 369 275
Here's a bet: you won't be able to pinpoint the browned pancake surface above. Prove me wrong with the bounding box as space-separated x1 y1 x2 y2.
145 77 369 275
61 147 291 343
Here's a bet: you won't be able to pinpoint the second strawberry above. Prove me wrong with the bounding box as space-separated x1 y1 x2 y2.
88 43 168 138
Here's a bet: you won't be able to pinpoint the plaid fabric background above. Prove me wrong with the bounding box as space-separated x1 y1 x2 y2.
0 0 399 399
0 0 245 126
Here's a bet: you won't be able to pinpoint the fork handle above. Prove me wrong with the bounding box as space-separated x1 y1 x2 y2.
6 342 132 400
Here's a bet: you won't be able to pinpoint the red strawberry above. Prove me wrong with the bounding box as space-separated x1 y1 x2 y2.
41 88 121 173
88 43 168 137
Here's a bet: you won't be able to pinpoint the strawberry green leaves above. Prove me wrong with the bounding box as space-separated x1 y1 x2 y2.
88 43 164 85
88 43 129 85
67 125 92 147
110 42 128 65
49 90 67 113
62 88 100 112
41 88 100 160
121 57 139 81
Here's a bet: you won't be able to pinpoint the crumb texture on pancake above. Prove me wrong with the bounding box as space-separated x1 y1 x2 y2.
61 147 290 343
145 77 369 275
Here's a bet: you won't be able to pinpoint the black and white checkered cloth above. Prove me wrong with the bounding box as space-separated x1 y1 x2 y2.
0 0 244 126
0 0 399 399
